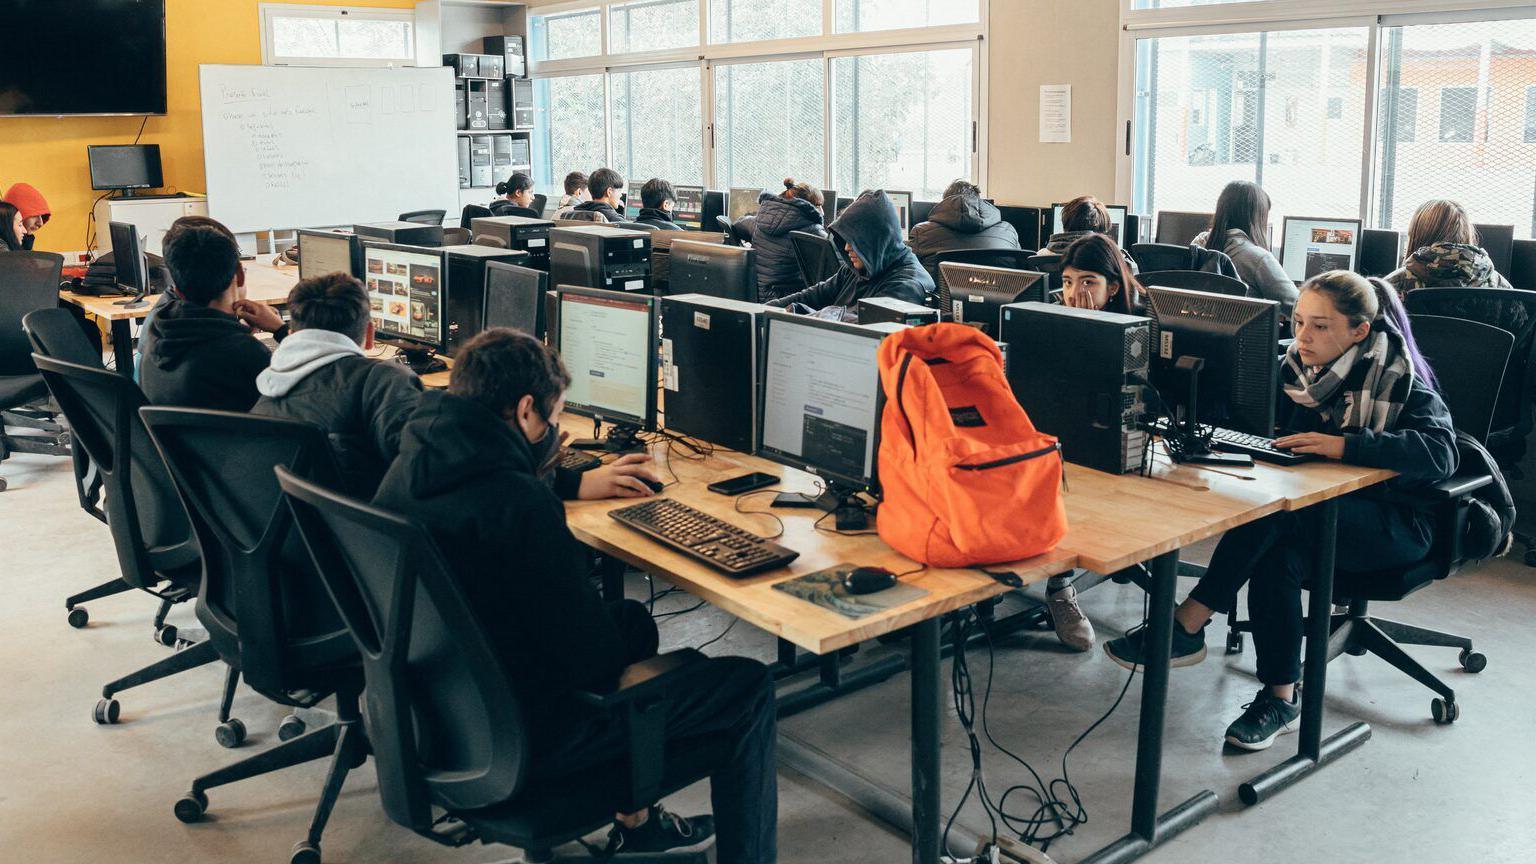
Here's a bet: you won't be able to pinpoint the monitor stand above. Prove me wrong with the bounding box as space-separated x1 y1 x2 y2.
1166 355 1251 467
570 422 646 454
112 284 149 309
774 481 874 531
394 346 447 375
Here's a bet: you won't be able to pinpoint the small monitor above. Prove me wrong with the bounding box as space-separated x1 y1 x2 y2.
667 241 756 300
821 189 839 226
757 312 887 491
1474 223 1515 275
484 260 549 340
729 187 761 222
108 221 148 295
1145 286 1279 437
362 242 446 352
1279 216 1362 283
887 190 913 240
88 145 163 192
939 263 1048 335
624 181 644 221
555 286 658 432
1051 202 1129 246
673 185 705 230
995 205 1043 250
297 230 357 282
1155 211 1213 246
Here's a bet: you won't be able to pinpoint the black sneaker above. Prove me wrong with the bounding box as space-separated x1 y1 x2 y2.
600 805 716 856
1224 689 1300 751
1102 621 1207 671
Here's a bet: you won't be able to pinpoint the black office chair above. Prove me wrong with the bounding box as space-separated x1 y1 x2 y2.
1138 269 1249 297
930 247 1037 317
1130 242 1196 273
0 251 72 491
276 467 729 864
531 193 548 216
617 221 657 232
1026 252 1064 298
1510 239 1536 291
31 354 220 723
791 230 841 287
1408 315 1513 445
443 227 472 246
557 210 605 223
461 203 494 230
399 209 447 226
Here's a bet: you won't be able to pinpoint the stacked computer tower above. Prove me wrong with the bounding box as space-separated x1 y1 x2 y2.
449 37 533 192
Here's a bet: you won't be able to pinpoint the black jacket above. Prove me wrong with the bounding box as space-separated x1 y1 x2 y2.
1280 373 1458 492
634 208 681 230
372 390 630 719
908 192 1020 284
489 200 541 219
738 193 827 303
573 199 624 223
138 297 284 412
769 190 935 312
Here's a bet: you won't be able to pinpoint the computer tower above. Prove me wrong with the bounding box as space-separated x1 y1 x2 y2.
441 244 530 356
549 224 652 293
443 53 479 78
456 138 471 189
486 79 509 130
354 221 444 247
484 261 549 340
857 296 939 327
1358 228 1403 277
485 35 526 78
660 294 767 453
471 215 554 271
509 137 531 171
1001 302 1149 475
480 53 504 79
511 79 534 130
491 135 513 183
467 81 489 130
469 136 493 188
454 80 467 130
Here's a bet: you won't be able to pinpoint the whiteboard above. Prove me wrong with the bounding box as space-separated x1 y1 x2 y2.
199 64 460 234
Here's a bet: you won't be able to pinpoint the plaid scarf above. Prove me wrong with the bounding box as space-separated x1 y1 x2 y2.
1281 325 1414 433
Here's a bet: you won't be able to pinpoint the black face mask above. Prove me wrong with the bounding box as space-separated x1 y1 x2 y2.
526 412 561 479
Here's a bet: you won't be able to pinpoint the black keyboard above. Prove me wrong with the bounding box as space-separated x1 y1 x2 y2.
609 498 800 577
1149 419 1319 466
558 449 601 473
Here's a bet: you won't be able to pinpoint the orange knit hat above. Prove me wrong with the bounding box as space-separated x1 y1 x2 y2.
3 183 51 222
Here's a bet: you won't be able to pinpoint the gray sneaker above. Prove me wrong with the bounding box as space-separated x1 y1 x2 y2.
1047 583 1095 652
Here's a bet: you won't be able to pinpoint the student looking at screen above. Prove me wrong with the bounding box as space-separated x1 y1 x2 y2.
907 179 1019 284
1193 180 1297 317
1041 196 1139 273
2 183 49 250
734 178 828 303
1386 199 1512 293
490 171 540 218
1106 271 1454 751
768 189 934 317
0 201 25 251
568 167 625 223
634 178 682 230
552 171 589 220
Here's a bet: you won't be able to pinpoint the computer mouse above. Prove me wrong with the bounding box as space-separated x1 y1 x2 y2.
640 477 665 494
843 567 897 595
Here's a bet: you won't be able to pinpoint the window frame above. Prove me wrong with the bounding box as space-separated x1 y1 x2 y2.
259 4 417 67
1525 85 1536 144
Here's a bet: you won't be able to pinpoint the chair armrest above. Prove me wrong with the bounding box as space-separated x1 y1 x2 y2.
1385 474 1493 509
572 649 707 712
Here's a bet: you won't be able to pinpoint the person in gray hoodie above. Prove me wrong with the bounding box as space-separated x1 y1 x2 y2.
907 179 1020 284
768 189 935 316
1192 180 1298 318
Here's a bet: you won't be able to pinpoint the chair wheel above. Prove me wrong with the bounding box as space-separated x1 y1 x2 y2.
277 714 306 742
1458 649 1487 673
155 624 178 647
1225 632 1244 655
0 477 8 492
1431 697 1460 724
291 840 321 864
1523 549 1536 567
93 698 120 725
215 718 247 749
173 790 208 824
67 607 89 628
1346 645 1368 656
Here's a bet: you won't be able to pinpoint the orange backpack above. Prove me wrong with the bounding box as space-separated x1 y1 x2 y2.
876 324 1068 567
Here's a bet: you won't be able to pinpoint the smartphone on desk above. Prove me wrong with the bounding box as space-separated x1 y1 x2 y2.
707 472 778 496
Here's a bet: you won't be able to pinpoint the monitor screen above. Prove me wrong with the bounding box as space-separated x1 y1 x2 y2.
822 190 839 225
624 181 644 221
484 260 547 339
759 314 884 488
1155 211 1212 246
887 191 913 240
0 0 167 116
108 221 146 293
1280 217 1361 283
1051 202 1128 246
558 288 655 425
88 145 163 191
298 232 355 282
674 185 705 230
729 187 761 222
363 243 445 349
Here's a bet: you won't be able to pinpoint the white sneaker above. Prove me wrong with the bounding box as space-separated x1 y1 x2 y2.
1047 584 1095 652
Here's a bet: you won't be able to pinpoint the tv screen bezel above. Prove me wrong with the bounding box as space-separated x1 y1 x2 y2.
0 0 168 117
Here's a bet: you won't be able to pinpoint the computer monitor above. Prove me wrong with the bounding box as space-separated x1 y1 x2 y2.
362 242 447 372
1051 202 1128 246
701 189 726 230
88 145 163 193
1475 223 1515 275
1155 211 1212 246
666 241 756 300
673 185 705 230
483 260 549 341
107 221 150 308
728 187 761 222
1279 216 1362 283
939 263 1048 335
649 230 726 295
554 285 658 450
821 190 839 226
996 205 1044 251
624 181 644 221
1144 286 1280 461
297 230 358 282
887 190 913 240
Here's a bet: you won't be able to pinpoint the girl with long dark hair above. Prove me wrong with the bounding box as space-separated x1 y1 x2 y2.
1197 180 1297 316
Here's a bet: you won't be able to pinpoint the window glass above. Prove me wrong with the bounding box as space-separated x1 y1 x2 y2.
609 0 699 55
533 74 607 193
834 0 977 34
710 0 822 43
531 8 602 62
831 48 973 200
269 15 412 62
610 67 705 186
713 59 827 191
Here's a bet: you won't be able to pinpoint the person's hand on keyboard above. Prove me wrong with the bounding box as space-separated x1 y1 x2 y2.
578 453 663 500
1272 432 1345 460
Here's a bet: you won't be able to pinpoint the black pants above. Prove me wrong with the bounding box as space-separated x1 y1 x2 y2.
1188 495 1431 686
532 600 779 864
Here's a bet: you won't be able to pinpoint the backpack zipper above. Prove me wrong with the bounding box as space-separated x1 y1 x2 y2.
954 441 1061 471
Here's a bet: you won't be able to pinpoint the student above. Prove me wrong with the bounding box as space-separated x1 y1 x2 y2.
768 189 934 316
2 183 49 250
1386 199 1512 292
908 179 1020 284
373 328 778 861
1105 271 1455 751
0 201 24 251
634 178 682 230
1060 233 1143 316
490 171 540 218
1193 180 1297 317
567 168 626 223
139 220 288 411
552 171 589 220
1040 196 1139 273
735 179 827 303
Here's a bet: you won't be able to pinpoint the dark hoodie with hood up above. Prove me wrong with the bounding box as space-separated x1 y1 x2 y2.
138 296 285 412
738 191 827 302
372 390 630 716
768 190 934 312
908 191 1021 283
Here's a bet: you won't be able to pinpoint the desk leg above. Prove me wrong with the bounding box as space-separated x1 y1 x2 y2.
110 319 134 379
911 616 941 864
1240 497 1371 805
1081 550 1218 864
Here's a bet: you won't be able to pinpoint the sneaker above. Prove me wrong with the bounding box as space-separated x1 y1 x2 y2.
1047 583 1095 652
1102 621 1207 671
1224 689 1300 751
601 805 715 856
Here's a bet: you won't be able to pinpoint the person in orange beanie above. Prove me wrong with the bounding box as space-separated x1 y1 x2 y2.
2 183 50 250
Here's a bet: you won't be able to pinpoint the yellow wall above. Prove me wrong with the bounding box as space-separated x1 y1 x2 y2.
0 0 417 254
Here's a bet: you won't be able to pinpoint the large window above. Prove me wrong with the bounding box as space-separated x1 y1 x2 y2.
609 0 700 55
714 59 826 192
260 6 414 66
531 7 602 62
533 74 607 191
610 66 704 185
710 0 822 43
832 48 974 200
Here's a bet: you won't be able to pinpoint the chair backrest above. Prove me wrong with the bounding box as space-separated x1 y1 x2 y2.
399 209 446 226
531 193 548 216
1404 288 1536 459
1130 242 1194 274
1025 252 1064 296
558 210 604 223
616 221 657 232
1511 239 1536 292
1407 315 1512 445
931 247 1038 313
277 466 527 829
32 354 195 589
0 251 65 377
141 408 352 696
443 227 472 246
790 230 840 286
24 306 102 369
460 204 494 229
1138 269 1249 297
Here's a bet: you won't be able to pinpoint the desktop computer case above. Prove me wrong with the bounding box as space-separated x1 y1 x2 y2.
549 226 652 293
443 245 529 357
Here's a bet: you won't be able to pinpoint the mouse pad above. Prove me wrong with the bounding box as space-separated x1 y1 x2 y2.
773 564 929 620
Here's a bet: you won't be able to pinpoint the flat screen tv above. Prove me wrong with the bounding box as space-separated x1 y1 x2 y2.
0 0 168 116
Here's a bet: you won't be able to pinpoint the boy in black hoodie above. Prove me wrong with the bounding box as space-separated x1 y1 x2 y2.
768 189 934 317
634 178 683 230
139 220 288 411
568 167 626 223
907 179 1020 283
373 329 779 862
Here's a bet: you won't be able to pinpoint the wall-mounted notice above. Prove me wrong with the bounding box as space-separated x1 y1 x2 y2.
1040 84 1072 144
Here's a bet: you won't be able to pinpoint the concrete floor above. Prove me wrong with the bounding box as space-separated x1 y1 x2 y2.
2 449 1534 864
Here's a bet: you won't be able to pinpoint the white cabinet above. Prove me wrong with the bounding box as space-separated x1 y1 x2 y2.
93 195 209 256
